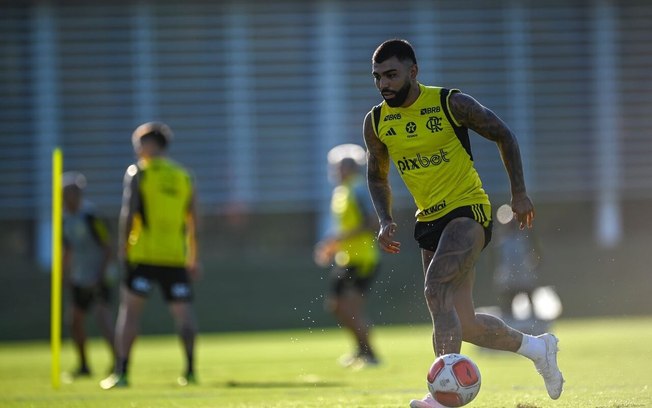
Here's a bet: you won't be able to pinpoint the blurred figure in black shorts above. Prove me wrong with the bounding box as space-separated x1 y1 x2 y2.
62 171 116 378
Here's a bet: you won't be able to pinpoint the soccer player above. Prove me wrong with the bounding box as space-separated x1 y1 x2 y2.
362 39 564 407
101 122 200 389
62 171 116 378
493 203 541 320
314 144 381 368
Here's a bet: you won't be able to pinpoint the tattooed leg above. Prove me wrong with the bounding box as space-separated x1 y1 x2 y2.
422 218 484 356
453 275 522 351
449 237 523 353
466 313 523 351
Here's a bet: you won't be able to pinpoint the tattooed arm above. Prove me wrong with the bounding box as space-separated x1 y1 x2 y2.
449 92 535 229
362 111 401 253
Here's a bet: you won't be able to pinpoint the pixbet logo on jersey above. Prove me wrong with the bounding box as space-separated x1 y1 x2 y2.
396 149 449 174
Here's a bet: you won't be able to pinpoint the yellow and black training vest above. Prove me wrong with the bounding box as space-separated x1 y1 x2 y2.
330 175 379 276
126 157 193 267
371 84 491 223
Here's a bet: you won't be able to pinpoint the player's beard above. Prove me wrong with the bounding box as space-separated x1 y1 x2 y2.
382 79 411 108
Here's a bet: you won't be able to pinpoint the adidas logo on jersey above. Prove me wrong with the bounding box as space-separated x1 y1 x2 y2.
384 128 397 136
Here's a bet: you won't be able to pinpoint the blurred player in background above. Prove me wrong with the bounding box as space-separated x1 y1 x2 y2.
493 203 562 333
62 171 116 378
493 203 541 319
362 39 563 407
314 144 381 369
101 122 200 389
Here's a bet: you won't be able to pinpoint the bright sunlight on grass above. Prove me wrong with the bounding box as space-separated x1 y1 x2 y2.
1 317 651 407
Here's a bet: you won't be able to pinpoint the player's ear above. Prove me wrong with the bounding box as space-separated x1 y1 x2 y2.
410 63 418 80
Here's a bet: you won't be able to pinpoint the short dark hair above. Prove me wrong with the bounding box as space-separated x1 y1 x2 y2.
139 131 168 149
372 39 417 65
132 121 173 150
339 157 360 172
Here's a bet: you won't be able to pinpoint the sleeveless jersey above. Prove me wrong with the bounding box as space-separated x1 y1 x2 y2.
126 157 193 267
371 84 490 222
330 175 379 275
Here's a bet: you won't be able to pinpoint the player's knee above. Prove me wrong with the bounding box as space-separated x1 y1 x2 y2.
423 282 437 302
424 280 450 310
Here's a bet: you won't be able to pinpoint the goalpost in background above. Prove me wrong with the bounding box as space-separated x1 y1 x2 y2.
51 147 63 389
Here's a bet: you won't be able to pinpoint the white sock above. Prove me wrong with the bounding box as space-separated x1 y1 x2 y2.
517 334 546 361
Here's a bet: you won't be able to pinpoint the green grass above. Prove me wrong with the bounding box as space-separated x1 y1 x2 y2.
1 317 651 407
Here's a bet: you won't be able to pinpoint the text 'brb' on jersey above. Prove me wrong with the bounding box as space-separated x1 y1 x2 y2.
372 84 490 222
127 157 193 267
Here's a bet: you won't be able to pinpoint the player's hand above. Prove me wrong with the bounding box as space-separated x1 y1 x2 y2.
313 239 338 267
378 221 401 254
511 193 535 229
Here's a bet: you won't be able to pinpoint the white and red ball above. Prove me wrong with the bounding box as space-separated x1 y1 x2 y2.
426 353 481 407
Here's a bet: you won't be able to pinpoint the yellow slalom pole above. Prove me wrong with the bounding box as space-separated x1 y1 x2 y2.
51 147 63 389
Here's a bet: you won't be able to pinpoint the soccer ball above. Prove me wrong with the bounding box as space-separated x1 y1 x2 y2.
426 353 481 407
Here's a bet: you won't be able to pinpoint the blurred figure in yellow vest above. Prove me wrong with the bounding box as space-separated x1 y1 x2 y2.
314 143 381 369
101 122 200 389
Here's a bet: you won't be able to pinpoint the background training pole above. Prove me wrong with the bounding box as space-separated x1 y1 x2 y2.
51 147 63 389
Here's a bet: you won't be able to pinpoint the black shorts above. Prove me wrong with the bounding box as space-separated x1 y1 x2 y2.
414 204 493 252
330 264 379 297
72 283 111 311
125 263 193 302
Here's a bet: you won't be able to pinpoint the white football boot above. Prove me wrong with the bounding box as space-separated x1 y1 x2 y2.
533 333 564 399
409 393 446 408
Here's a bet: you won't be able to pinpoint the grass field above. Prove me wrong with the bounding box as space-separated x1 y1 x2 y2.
1 317 651 408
